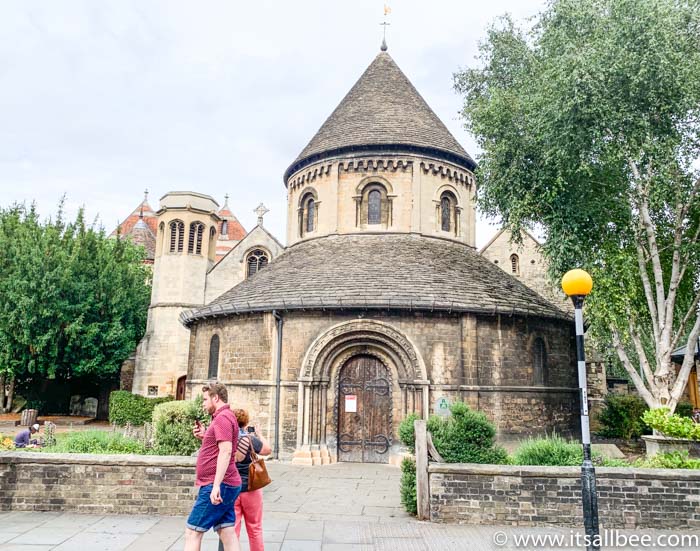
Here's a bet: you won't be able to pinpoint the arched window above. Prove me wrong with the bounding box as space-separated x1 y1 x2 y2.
533 338 547 385
306 198 315 233
368 190 381 225
439 191 458 234
208 335 220 379
188 222 205 254
169 220 185 253
510 254 520 275
221 220 228 236
246 249 269 278
441 197 451 231
299 191 318 237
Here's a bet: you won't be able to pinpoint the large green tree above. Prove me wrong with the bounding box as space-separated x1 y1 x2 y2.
0 203 151 412
455 0 700 411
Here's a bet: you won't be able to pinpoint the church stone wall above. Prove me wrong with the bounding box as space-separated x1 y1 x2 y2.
133 306 192 396
204 226 285 303
186 309 577 457
133 192 221 396
286 155 476 248
480 230 570 310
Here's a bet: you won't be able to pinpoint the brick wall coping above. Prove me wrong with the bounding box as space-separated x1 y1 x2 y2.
428 462 700 481
0 451 196 467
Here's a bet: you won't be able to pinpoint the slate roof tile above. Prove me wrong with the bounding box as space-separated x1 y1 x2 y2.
182 234 570 325
284 52 475 181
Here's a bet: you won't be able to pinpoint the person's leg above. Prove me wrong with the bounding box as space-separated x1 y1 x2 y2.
186 484 215 551
234 495 244 539
217 525 241 551
243 490 264 551
218 497 243 551
184 527 205 551
214 484 242 551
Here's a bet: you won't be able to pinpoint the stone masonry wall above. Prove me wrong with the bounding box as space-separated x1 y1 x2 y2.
0 453 196 515
187 309 579 458
429 463 700 530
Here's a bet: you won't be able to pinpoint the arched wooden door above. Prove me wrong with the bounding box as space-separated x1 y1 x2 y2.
337 355 392 463
176 376 187 400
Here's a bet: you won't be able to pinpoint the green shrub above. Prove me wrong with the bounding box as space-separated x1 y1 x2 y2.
675 402 694 419
596 394 650 439
427 402 509 464
152 396 210 456
599 457 630 467
398 412 420 452
642 408 700 440
400 457 417 515
635 452 700 470
47 430 147 454
512 434 588 466
109 390 173 426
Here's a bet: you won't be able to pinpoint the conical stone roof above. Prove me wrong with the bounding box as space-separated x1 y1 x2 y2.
284 51 475 182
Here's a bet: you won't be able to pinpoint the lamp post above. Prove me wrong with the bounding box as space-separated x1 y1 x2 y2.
562 269 600 551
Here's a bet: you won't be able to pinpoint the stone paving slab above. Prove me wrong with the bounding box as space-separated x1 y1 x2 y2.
2 463 699 550
5 510 700 550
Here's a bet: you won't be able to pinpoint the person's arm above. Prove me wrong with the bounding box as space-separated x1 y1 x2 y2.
210 440 232 505
250 426 272 455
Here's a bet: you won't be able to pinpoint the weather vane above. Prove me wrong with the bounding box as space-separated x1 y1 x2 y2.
380 3 391 51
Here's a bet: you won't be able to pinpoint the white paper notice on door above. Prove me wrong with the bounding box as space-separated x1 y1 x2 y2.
345 395 357 413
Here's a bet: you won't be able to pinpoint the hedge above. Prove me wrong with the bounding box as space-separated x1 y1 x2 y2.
108 390 173 426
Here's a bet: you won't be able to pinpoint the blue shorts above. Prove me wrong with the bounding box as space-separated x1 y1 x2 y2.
186 483 241 532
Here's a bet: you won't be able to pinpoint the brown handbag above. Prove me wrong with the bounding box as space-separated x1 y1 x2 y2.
248 447 271 491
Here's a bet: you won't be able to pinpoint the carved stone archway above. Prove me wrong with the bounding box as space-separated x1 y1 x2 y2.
293 319 429 465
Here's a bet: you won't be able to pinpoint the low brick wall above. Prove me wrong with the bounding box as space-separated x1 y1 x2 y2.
0 452 197 515
429 463 700 530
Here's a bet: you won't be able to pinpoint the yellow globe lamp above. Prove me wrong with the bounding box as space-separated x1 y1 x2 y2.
561 269 593 297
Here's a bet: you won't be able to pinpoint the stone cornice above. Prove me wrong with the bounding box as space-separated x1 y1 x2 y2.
339 158 412 173
287 163 333 191
420 161 474 187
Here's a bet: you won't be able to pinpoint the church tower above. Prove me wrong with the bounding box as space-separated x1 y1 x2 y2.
132 192 221 397
284 49 477 247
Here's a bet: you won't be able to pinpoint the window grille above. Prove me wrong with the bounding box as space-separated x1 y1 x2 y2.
441 196 451 231
246 249 269 278
306 198 315 233
368 189 381 224
169 220 184 252
208 335 220 379
510 254 520 274
188 222 205 254
533 338 546 385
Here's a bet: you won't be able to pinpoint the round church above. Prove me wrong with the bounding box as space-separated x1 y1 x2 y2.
138 46 579 465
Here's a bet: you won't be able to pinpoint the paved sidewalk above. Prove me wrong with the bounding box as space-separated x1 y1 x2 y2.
2 511 698 551
0 463 697 550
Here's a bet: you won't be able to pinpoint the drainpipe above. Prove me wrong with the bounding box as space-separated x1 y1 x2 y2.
272 310 283 459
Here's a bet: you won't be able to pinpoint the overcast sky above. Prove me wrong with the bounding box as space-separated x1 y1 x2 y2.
1 0 546 248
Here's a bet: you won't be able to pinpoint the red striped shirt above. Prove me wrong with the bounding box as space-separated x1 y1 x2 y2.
195 404 241 488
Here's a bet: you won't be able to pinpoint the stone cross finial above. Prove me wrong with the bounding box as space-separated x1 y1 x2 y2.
254 203 269 226
224 193 229 206
143 188 149 202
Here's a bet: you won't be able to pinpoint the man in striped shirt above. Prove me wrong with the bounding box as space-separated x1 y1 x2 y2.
185 382 242 551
